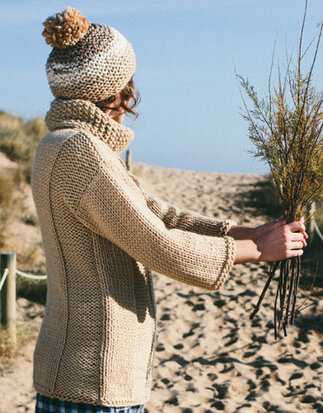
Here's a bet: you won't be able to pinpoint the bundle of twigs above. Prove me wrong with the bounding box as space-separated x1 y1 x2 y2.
237 0 323 338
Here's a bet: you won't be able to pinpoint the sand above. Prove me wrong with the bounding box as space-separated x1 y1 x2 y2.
0 160 322 413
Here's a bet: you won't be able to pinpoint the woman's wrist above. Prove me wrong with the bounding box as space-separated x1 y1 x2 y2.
233 239 261 264
227 224 258 240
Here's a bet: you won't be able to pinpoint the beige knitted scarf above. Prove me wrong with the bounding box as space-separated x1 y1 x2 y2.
45 98 134 154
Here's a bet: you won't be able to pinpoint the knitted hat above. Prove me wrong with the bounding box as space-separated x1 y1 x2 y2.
42 7 136 103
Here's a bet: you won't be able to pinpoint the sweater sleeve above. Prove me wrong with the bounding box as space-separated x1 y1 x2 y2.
127 172 236 237
72 157 236 291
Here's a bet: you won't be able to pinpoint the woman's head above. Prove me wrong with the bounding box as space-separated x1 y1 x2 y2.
95 75 140 122
42 7 138 116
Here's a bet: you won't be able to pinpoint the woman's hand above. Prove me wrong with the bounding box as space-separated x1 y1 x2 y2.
252 215 286 238
228 216 308 248
254 218 307 261
228 218 286 240
233 217 308 264
254 216 308 247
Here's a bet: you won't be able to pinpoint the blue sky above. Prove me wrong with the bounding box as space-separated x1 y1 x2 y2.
0 0 322 173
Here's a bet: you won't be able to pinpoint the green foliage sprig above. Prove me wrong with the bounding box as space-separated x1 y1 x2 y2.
237 0 323 338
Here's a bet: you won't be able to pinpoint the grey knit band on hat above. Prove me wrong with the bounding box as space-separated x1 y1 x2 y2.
42 8 136 103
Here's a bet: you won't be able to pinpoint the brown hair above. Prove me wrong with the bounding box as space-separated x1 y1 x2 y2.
95 76 140 120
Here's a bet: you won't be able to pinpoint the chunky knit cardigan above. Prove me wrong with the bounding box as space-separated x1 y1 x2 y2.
31 98 237 407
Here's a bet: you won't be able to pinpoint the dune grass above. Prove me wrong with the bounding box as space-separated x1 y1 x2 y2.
0 111 47 183
0 322 38 375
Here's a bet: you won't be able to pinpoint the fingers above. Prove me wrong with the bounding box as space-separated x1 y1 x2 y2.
288 232 307 248
287 249 304 258
280 218 308 253
290 232 306 241
285 217 309 245
290 233 307 247
286 219 306 233
286 242 304 257
301 222 309 239
288 226 308 247
299 216 308 241
289 241 304 250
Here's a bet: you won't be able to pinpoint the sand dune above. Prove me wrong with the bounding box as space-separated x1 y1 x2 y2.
132 162 322 413
0 161 322 413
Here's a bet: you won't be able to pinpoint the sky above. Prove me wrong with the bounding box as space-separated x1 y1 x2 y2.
0 0 322 173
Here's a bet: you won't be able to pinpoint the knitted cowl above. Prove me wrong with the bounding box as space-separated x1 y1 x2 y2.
45 98 134 155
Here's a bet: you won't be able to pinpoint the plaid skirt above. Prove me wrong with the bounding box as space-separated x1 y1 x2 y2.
35 392 145 413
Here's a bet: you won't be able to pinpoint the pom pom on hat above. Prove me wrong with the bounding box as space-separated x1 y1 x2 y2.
42 7 90 49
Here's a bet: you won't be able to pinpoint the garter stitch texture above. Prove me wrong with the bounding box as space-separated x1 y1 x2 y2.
45 98 134 154
31 98 237 406
43 8 136 102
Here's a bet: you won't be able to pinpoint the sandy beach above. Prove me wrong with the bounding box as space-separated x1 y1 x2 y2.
0 160 322 413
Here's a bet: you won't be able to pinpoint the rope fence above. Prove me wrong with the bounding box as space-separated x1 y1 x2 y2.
0 252 47 348
0 269 47 292
15 269 47 280
0 268 9 292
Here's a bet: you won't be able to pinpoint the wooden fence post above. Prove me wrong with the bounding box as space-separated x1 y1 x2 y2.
306 201 315 244
125 150 132 172
0 252 17 347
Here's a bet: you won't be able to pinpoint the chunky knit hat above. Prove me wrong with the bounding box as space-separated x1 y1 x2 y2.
42 7 136 103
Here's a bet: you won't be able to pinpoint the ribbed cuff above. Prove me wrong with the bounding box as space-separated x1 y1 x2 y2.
212 235 236 290
219 219 238 237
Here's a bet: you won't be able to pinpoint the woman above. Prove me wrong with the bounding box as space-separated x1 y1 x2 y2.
32 7 307 413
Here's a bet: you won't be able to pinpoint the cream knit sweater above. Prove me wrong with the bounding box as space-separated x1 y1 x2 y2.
31 99 237 407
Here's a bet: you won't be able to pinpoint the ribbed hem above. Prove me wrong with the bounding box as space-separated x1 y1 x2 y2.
33 382 151 408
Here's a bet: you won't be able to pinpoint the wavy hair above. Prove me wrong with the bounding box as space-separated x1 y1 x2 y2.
95 76 140 119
